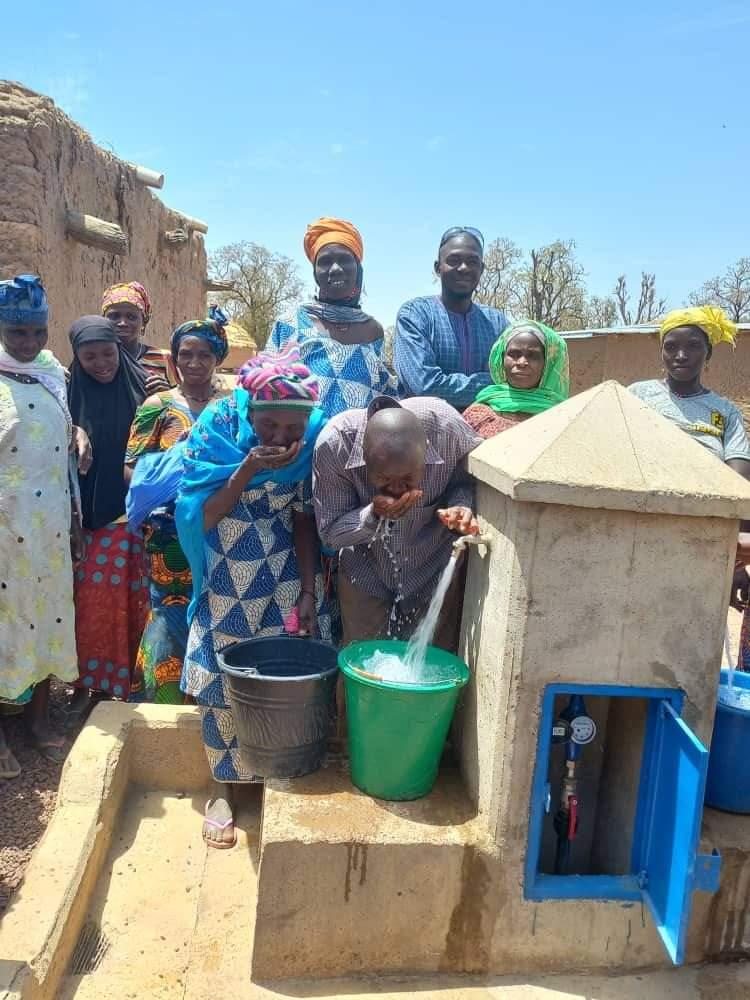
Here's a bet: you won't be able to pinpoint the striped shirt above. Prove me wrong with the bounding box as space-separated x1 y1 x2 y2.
313 397 482 601
394 295 508 410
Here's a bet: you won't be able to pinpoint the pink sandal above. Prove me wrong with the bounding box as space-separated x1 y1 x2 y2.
202 802 236 850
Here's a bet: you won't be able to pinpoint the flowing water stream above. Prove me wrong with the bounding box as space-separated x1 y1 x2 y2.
363 549 459 685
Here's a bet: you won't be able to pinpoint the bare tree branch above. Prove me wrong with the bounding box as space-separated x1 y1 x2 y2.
584 295 618 328
208 241 304 346
689 257 750 322
614 272 666 325
475 237 523 312
522 240 587 329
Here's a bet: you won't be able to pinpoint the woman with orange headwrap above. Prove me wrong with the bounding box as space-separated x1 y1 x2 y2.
268 216 397 416
269 219 398 644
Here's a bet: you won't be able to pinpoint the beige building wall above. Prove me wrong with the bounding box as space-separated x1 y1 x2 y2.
567 329 750 425
0 81 207 364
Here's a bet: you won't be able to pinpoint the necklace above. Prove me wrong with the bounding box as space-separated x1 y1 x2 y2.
666 380 706 399
182 385 218 404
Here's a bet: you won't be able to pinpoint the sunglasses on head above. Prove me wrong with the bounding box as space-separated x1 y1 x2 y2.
439 226 485 250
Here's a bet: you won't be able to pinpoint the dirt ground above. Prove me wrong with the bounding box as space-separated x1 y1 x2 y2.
0 682 83 912
0 612 744 917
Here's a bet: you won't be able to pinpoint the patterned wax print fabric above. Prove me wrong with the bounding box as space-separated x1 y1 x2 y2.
181 477 331 782
462 405 528 440
0 374 78 700
629 380 750 464
138 344 178 387
73 521 149 699
126 393 196 703
268 307 398 417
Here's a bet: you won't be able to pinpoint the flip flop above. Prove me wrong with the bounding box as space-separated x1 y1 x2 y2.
31 738 66 764
0 746 21 779
62 700 93 732
202 800 236 850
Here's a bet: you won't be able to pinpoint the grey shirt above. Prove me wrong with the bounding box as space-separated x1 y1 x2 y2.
313 397 482 601
629 380 750 464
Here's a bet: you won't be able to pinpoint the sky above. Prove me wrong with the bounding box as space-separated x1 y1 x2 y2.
5 0 750 328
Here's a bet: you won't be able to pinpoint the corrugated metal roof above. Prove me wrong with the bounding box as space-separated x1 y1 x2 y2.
561 323 750 340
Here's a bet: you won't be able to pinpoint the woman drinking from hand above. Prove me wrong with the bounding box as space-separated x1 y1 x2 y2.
176 347 330 848
68 316 149 715
125 307 230 703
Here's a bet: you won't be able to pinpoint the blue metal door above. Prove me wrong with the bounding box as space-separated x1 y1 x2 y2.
639 700 720 964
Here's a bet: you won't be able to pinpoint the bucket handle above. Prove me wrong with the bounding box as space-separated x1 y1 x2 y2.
351 665 383 682
349 665 464 687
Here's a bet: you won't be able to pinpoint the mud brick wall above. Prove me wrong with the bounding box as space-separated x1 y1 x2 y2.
0 81 207 363
566 330 750 427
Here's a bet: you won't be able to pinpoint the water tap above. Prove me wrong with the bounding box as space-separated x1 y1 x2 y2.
451 533 492 557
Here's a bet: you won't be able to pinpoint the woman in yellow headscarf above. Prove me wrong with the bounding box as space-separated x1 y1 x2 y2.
629 306 749 467
629 305 750 666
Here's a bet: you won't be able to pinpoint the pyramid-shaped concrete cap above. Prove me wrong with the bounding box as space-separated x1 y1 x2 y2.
468 380 750 518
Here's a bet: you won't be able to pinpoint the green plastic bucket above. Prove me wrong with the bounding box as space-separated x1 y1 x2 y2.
339 640 470 801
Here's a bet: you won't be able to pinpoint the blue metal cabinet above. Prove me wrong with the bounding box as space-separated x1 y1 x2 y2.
524 684 721 965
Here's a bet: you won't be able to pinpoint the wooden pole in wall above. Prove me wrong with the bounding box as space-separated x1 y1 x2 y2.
164 229 189 245
65 210 129 255
177 213 209 234
128 163 165 189
204 278 235 292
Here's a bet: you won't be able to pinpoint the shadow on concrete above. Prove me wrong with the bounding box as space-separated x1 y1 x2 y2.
256 971 596 998
370 768 477 828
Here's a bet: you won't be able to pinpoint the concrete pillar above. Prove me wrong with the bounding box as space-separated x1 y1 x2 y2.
456 380 750 970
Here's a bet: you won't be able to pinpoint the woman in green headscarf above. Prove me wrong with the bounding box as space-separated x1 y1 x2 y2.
463 320 570 438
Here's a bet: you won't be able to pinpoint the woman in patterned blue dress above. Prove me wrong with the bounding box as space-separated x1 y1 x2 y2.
176 347 329 848
268 216 398 415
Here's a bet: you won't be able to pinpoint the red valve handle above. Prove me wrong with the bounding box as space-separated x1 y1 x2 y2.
568 795 578 840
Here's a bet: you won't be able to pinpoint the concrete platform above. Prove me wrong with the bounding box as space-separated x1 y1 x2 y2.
256 762 750 980
249 964 750 999
254 765 490 979
56 788 260 1000
2 704 750 1000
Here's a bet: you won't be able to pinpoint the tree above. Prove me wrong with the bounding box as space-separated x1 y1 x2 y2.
383 324 396 372
208 241 304 346
519 240 588 329
614 273 666 325
584 295 618 329
475 237 523 313
689 257 750 322
475 237 588 329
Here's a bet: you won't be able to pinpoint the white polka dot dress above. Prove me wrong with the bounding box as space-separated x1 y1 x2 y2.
0 375 78 699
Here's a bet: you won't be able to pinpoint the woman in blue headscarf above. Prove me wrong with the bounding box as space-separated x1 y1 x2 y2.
125 307 231 703
0 276 82 769
176 346 330 849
